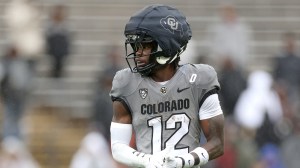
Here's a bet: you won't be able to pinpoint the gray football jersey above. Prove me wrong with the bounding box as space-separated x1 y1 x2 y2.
110 64 220 156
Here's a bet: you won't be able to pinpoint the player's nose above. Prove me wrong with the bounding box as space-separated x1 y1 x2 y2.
135 47 143 57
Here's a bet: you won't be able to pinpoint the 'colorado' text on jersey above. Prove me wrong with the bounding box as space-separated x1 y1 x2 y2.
110 64 220 155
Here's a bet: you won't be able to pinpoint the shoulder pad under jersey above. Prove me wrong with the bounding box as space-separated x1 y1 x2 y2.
183 64 220 90
110 68 143 99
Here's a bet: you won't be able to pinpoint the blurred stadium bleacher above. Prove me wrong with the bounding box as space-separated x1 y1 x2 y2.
0 0 300 167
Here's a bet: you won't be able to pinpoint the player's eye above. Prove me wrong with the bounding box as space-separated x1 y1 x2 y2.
142 43 152 49
135 42 152 50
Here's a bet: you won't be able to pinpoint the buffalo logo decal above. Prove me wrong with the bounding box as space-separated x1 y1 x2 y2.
139 88 148 99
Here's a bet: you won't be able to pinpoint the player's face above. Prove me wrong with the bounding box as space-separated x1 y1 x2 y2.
134 42 154 67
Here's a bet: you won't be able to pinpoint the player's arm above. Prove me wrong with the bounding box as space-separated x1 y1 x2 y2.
110 100 168 168
193 65 224 161
200 114 224 160
111 100 132 124
110 100 146 167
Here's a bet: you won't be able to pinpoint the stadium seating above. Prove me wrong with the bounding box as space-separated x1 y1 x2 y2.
0 0 299 167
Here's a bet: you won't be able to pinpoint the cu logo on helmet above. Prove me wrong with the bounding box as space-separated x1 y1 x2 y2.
161 15 183 36
167 17 178 30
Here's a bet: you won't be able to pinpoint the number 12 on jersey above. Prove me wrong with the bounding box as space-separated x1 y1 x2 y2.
148 113 190 155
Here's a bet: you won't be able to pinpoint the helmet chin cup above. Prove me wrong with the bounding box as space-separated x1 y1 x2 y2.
156 56 170 65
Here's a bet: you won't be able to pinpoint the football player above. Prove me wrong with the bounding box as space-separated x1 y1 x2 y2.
110 4 224 168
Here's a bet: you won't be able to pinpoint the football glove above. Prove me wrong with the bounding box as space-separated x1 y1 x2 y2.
163 155 183 168
144 146 172 168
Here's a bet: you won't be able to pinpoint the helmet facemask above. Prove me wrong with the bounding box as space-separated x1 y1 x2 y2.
125 32 188 76
125 34 164 76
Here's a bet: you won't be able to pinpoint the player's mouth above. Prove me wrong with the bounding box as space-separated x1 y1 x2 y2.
137 63 145 67
136 61 146 67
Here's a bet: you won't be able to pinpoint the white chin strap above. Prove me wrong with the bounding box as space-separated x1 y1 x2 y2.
155 45 179 65
156 56 170 64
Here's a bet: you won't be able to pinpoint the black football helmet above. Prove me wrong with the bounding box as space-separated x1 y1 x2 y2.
124 4 192 76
